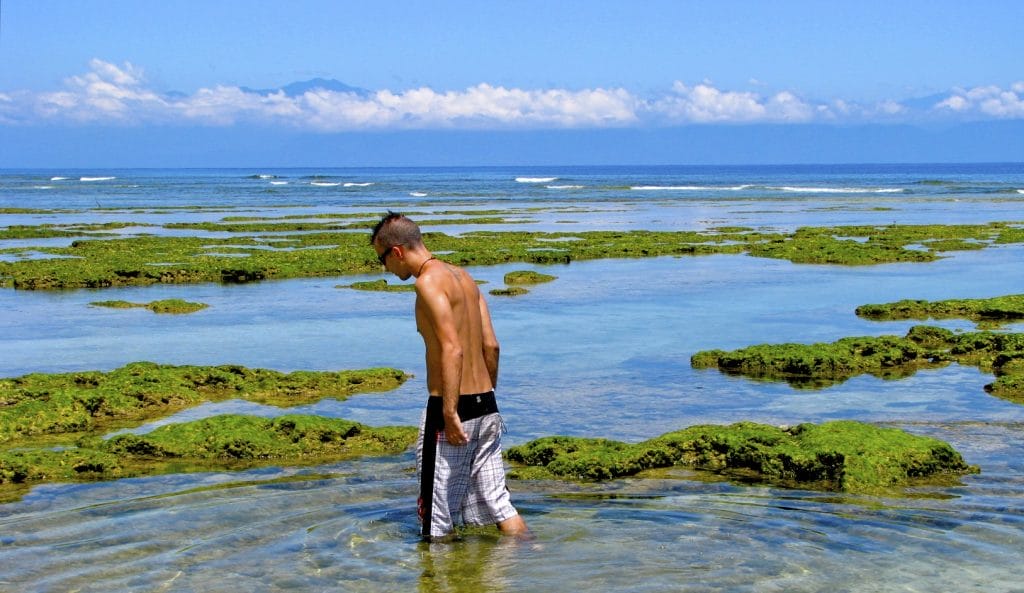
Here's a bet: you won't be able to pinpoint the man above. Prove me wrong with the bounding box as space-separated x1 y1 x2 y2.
370 212 529 540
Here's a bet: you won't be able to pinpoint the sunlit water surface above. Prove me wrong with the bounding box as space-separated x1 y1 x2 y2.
2 165 1024 592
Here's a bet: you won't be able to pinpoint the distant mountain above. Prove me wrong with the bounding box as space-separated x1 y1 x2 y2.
240 78 370 97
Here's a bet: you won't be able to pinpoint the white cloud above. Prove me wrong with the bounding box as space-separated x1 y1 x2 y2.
5 59 1024 130
36 59 169 122
934 83 1024 118
649 82 817 123
11 60 643 130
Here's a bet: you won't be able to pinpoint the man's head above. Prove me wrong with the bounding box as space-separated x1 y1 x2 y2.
371 212 426 279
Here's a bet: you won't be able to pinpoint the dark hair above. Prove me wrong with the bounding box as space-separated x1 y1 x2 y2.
370 211 423 248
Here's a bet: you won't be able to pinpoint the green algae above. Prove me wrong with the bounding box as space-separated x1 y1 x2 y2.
691 332 941 389
856 294 1024 328
339 279 417 292
692 325 1024 403
4 221 1023 290
164 216 524 233
220 212 388 222
89 299 137 309
0 222 156 240
504 270 557 285
505 420 977 493
489 287 529 297
0 362 410 446
91 298 209 314
745 223 1015 265
0 226 85 240
0 414 417 488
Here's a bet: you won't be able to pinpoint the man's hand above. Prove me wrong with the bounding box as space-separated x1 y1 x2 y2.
444 416 469 446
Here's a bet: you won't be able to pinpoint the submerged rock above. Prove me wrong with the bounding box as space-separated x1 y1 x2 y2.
0 362 410 446
490 287 529 297
504 270 557 285
505 421 978 493
856 294 1024 328
339 279 416 292
1 414 417 487
692 325 1024 403
91 298 209 314
5 221 1022 290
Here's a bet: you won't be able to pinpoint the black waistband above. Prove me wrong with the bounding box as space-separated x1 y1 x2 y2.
425 391 498 425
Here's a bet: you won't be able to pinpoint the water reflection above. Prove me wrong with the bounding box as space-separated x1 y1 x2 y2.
1 434 1022 592
418 535 517 593
4 171 1024 589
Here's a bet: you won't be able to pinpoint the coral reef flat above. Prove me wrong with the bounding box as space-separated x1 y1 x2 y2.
506 420 977 492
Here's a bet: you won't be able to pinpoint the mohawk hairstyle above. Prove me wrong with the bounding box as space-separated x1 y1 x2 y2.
370 211 423 248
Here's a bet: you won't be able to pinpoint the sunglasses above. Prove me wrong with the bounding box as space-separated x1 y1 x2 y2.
377 245 395 266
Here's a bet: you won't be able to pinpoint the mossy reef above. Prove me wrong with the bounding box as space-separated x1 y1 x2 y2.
504 270 557 285
489 287 530 297
2 221 1023 289
0 361 980 499
0 362 409 447
692 325 1024 403
338 279 417 292
90 298 209 314
1 415 417 492
506 421 977 493
856 294 1024 328
0 363 413 499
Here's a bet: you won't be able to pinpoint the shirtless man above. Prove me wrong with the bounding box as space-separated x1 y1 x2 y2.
370 212 528 540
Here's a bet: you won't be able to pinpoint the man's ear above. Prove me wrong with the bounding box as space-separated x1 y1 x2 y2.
392 244 407 261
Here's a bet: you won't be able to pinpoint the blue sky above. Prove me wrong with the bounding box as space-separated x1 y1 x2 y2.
2 1 1023 166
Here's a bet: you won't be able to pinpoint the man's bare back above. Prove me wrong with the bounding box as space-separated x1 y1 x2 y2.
416 260 495 395
415 258 499 444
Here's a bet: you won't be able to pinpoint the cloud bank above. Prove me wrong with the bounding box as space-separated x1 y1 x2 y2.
3 59 1023 130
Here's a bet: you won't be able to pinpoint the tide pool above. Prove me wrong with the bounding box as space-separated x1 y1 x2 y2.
2 164 1024 592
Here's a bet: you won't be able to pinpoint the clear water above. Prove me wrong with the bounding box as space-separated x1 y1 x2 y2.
2 165 1024 592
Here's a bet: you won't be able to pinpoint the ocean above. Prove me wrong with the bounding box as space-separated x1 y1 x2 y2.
2 164 1023 592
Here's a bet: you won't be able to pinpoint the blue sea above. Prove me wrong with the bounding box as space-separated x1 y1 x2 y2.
2 164 1024 592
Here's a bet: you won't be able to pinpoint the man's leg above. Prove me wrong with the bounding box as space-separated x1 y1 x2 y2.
461 414 529 536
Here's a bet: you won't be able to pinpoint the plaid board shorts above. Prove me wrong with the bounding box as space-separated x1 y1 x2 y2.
416 393 519 539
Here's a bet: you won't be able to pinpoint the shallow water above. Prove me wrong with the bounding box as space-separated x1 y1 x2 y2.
2 165 1024 592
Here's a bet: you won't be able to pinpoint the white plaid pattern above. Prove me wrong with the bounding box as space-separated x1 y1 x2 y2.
416 411 518 537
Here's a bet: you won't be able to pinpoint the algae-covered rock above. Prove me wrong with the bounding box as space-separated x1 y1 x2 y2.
856 294 1024 328
0 414 418 487
147 299 208 314
90 300 137 309
91 299 208 314
505 421 978 492
490 287 529 297
100 414 417 461
0 447 126 486
5 221 1022 290
691 333 940 388
692 326 1024 403
0 363 410 445
339 279 417 292
504 270 557 285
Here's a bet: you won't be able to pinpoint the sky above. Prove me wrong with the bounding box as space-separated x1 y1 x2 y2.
2 0 1023 167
